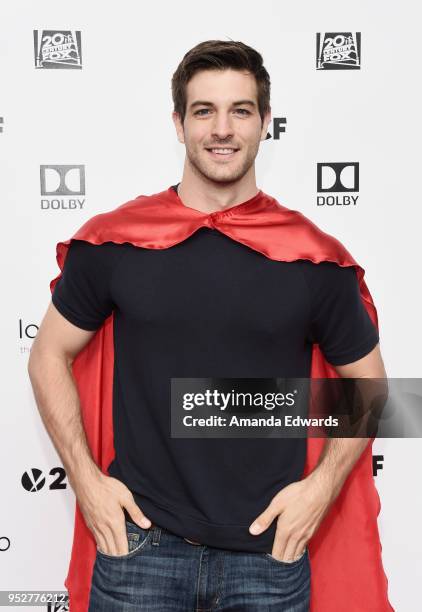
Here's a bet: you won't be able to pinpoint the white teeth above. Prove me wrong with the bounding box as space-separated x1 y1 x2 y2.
210 148 236 154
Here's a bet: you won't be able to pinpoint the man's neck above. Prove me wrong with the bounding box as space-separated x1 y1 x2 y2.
176 175 259 215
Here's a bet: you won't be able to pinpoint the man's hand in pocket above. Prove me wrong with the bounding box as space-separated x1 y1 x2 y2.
74 472 151 556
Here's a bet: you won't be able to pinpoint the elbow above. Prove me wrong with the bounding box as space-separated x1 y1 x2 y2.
27 347 42 382
27 344 73 380
27 345 37 378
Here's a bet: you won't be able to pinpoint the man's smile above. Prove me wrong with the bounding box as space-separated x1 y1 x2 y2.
205 147 240 160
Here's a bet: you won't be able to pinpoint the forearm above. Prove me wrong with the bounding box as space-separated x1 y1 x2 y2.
27 351 102 493
307 437 370 502
306 370 387 502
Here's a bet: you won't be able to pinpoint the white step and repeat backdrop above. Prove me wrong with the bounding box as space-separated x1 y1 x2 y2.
1 1 421 610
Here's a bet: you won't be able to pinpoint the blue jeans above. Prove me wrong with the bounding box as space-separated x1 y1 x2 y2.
88 520 310 611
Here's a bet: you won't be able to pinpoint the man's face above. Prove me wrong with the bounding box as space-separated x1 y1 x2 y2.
173 68 271 185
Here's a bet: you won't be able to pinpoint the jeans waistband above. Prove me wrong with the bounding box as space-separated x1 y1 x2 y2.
124 508 203 546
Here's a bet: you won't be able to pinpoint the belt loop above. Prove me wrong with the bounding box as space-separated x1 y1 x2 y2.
151 525 162 546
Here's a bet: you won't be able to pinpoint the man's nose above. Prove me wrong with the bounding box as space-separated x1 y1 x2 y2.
211 114 234 140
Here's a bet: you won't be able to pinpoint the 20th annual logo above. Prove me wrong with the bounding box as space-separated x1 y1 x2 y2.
316 32 361 70
33 30 82 69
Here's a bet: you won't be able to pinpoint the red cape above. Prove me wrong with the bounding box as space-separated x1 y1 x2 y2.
50 186 394 611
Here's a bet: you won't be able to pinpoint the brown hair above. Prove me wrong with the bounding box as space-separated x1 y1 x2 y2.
171 40 271 126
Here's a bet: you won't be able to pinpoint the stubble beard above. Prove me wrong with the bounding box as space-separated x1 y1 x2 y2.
185 141 260 186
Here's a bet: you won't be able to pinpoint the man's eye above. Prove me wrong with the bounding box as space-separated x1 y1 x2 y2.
193 108 251 116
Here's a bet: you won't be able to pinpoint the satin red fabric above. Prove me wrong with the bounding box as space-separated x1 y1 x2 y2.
50 186 394 611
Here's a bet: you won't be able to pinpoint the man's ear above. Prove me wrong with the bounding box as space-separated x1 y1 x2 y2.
260 107 272 141
172 111 185 144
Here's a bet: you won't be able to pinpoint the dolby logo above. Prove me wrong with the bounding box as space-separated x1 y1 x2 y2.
316 162 359 206
40 165 86 210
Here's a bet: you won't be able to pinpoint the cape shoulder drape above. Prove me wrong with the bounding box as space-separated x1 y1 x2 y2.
49 186 394 612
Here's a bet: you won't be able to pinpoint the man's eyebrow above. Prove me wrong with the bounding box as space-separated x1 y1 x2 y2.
189 99 257 109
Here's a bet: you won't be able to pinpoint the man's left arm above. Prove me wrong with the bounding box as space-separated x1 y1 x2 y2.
248 342 387 562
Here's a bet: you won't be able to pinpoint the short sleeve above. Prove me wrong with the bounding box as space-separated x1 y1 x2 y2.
52 239 119 331
300 260 380 366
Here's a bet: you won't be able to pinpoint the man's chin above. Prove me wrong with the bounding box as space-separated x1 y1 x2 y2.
187 153 252 185
198 164 249 185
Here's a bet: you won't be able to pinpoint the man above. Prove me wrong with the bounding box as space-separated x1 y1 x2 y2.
28 40 393 611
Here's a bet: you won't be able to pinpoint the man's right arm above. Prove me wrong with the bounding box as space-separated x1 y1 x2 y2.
27 255 151 555
28 301 103 498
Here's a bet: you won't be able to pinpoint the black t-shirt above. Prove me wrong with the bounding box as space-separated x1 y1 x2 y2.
51 186 379 553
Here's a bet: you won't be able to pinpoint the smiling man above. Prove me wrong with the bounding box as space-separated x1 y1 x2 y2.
175 70 263 194
28 40 393 611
